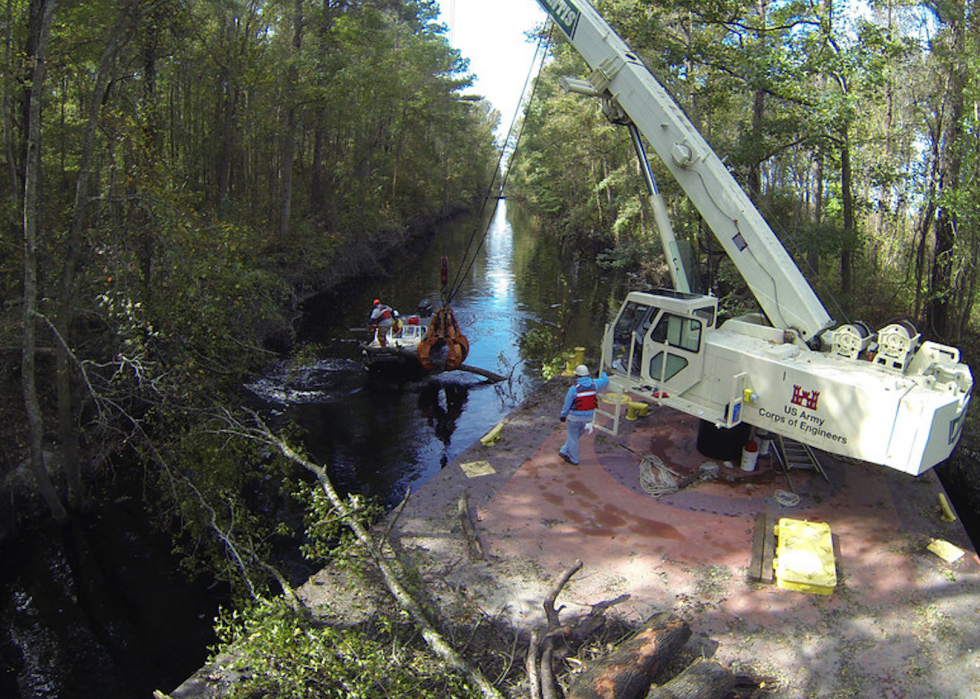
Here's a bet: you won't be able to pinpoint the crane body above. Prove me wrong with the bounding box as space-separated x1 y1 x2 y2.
533 0 972 475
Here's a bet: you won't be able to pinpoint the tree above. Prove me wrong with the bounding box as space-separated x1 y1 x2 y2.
21 0 67 522
920 0 978 341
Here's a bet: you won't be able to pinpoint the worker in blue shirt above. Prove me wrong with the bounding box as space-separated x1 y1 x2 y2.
559 364 609 465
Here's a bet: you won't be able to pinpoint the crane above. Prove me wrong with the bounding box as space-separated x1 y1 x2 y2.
533 0 972 475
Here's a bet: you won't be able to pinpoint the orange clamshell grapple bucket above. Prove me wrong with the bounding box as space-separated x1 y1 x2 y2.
417 306 469 371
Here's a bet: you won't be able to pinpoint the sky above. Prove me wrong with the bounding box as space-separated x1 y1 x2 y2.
436 0 548 139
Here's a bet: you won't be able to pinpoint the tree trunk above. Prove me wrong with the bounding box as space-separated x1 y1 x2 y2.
566 612 692 699
745 0 767 205
3 0 21 210
925 0 968 340
22 0 67 523
644 660 735 699
55 5 129 509
808 152 822 275
279 0 303 244
839 130 854 297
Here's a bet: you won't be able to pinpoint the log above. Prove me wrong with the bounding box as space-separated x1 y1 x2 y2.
458 363 506 382
644 660 735 699
566 612 692 699
526 628 543 699
457 491 484 560
748 512 775 584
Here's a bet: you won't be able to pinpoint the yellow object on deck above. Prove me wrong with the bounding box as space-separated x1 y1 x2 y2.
460 460 496 478
773 518 837 596
480 421 504 446
561 347 587 376
626 401 649 420
938 492 957 522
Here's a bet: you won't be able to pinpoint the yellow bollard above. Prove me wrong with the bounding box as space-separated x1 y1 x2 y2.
626 401 649 420
480 421 504 446
562 347 588 376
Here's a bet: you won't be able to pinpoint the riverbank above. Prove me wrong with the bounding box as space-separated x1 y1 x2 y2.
171 375 980 699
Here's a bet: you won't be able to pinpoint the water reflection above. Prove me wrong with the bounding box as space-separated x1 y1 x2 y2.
484 204 516 311
279 201 628 507
417 380 469 467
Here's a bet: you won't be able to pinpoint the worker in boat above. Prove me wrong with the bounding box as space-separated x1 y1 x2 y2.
559 364 609 465
369 299 395 347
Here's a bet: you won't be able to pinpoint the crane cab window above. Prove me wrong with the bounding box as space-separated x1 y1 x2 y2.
651 314 702 352
648 351 688 381
646 313 702 382
611 301 655 372
612 301 653 343
694 306 715 328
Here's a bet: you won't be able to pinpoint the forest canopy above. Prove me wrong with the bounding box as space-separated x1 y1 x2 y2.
509 0 979 344
2 0 499 528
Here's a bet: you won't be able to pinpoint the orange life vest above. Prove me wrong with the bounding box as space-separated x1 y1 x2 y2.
573 381 598 411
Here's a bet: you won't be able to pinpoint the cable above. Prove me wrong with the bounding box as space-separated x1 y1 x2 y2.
774 489 800 507
444 25 553 304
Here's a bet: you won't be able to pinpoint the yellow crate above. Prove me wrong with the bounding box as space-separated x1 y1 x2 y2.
773 518 837 596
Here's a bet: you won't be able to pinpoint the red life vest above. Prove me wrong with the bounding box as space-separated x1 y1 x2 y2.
573 381 598 411
375 305 393 321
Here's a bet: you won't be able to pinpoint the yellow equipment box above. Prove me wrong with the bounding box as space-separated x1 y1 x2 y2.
773 518 837 595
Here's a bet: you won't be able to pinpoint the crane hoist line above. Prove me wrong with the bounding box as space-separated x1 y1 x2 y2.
532 0 972 476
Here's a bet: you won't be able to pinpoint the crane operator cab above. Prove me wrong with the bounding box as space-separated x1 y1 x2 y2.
604 290 717 399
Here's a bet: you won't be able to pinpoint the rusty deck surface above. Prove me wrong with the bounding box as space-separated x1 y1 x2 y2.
172 377 980 699
368 377 980 699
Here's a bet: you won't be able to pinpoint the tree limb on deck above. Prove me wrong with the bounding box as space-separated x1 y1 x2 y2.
249 412 505 699
566 612 692 699
644 659 735 699
457 491 484 560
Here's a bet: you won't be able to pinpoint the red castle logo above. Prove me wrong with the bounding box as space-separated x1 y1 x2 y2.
791 385 820 411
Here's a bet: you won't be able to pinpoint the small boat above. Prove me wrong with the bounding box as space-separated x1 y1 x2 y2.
360 302 481 379
360 316 430 376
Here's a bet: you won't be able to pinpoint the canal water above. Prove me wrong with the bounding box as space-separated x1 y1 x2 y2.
1 201 630 699
247 200 629 509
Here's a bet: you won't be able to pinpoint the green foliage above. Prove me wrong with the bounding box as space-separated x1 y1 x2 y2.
513 0 980 331
299 486 386 566
522 325 570 380
147 424 298 600
212 597 472 699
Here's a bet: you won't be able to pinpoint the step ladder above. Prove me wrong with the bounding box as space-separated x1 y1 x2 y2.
774 435 829 482
593 384 625 436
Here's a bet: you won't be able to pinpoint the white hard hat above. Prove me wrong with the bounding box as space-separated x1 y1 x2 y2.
574 364 590 377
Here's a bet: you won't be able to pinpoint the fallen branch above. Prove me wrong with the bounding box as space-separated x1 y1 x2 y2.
566 612 692 699
527 628 543 699
544 559 583 631
541 640 559 699
458 491 485 560
564 593 631 642
644 659 735 699
247 411 505 699
527 559 585 699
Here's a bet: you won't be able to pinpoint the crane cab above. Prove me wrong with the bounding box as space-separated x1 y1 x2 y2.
603 290 717 398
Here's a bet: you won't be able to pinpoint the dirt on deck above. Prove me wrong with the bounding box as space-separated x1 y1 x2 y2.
176 376 980 699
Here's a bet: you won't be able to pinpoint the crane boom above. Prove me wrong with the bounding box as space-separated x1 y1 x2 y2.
531 0 972 476
537 0 831 342
538 0 833 342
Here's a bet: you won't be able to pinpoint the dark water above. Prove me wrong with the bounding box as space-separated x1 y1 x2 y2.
248 201 628 508
0 201 629 699
0 488 219 699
